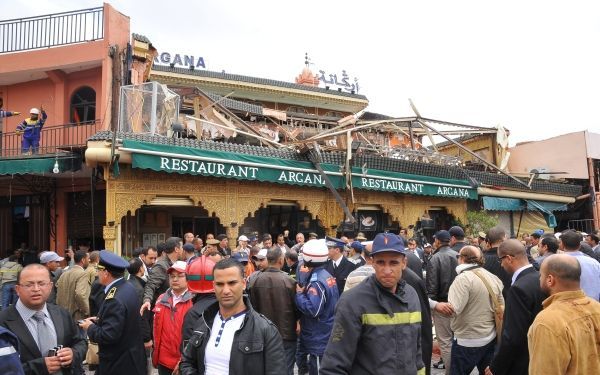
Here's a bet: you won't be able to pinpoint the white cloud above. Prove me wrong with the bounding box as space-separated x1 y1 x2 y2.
5 0 600 144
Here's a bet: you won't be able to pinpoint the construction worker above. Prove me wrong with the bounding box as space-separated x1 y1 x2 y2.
0 98 20 118
16 107 47 154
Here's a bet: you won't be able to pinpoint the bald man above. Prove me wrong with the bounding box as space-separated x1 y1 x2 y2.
527 254 600 374
487 239 546 375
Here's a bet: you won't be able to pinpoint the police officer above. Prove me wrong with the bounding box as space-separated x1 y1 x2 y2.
16 107 47 154
295 239 339 375
324 236 357 294
79 250 146 375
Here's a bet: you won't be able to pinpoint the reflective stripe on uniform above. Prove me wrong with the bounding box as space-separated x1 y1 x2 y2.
0 345 17 356
361 311 421 325
417 367 425 375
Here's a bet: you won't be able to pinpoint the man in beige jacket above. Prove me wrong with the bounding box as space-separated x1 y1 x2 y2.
56 250 91 321
448 245 504 375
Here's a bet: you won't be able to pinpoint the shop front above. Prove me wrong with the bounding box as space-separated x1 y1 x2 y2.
91 138 478 254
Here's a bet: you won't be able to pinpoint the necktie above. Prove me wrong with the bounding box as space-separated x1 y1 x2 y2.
32 311 55 356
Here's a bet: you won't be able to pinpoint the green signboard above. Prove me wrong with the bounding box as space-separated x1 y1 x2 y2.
122 140 477 200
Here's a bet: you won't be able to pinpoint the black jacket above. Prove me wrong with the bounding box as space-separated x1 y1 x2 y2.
128 275 152 343
482 247 512 299
180 297 285 375
320 275 424 374
87 278 146 375
0 303 87 375
406 251 424 279
490 267 547 375
425 245 458 302
181 293 217 345
325 256 357 294
403 268 433 375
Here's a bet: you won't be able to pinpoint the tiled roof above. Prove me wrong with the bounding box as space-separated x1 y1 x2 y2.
203 92 263 116
132 33 151 44
88 131 581 197
151 65 368 100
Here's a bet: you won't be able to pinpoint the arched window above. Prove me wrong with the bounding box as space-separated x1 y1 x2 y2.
70 86 96 124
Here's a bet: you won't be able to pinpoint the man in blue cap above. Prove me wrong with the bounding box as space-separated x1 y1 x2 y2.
324 236 357 294
79 250 146 375
320 233 425 375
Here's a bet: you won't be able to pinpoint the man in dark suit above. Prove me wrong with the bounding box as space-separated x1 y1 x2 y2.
485 239 546 375
482 226 512 299
325 236 357 294
0 263 87 375
79 250 146 375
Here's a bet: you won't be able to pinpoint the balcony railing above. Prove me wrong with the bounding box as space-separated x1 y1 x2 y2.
0 120 101 158
0 7 103 54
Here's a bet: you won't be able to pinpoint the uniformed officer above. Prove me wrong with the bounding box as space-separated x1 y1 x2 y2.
295 239 339 375
79 250 147 375
324 236 357 294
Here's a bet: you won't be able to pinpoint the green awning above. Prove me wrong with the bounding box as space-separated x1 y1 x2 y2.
121 140 478 199
483 197 526 211
0 155 81 175
482 196 568 228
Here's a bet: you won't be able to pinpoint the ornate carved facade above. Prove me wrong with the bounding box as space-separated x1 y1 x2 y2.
103 165 467 253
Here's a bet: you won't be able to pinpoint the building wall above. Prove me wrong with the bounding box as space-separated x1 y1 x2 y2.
0 3 130 132
437 136 495 164
508 131 589 179
1 67 102 133
101 165 467 254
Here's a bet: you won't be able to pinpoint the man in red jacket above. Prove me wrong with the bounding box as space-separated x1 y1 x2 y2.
152 261 194 374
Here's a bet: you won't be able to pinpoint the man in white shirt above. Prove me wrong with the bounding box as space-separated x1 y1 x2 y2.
180 258 285 374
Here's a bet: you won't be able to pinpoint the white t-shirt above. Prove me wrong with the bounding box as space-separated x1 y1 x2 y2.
204 311 246 374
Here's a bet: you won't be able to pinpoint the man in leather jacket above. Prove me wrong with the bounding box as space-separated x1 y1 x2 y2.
426 230 458 374
179 258 285 374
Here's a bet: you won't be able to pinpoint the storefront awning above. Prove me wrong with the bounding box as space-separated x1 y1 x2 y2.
0 155 81 175
121 140 478 199
482 196 568 228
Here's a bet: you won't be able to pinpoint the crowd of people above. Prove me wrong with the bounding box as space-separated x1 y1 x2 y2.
0 226 599 375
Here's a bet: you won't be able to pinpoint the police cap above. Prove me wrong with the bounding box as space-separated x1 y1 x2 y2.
98 250 129 272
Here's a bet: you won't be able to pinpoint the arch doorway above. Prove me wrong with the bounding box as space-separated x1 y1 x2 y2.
239 201 325 242
120 204 224 256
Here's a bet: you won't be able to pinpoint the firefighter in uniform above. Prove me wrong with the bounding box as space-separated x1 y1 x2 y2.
320 233 425 375
79 250 147 375
295 239 339 375
16 107 47 154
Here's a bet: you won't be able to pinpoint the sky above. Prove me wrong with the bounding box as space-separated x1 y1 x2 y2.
4 0 600 145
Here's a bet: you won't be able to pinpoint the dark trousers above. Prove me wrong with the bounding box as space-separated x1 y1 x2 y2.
307 354 323 375
283 340 296 375
296 338 308 374
450 338 496 375
157 364 173 375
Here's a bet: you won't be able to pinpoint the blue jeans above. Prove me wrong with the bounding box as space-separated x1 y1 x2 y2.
1 283 17 309
283 340 296 375
450 338 496 375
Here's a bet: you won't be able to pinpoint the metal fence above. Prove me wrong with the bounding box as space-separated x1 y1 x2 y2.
0 120 100 158
568 219 595 234
0 7 103 54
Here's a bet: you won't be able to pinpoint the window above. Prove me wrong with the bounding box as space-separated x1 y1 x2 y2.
70 86 96 124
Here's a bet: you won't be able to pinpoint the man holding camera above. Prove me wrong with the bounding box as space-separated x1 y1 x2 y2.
0 264 87 374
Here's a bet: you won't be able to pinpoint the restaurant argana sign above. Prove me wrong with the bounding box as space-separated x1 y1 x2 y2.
122 140 477 200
